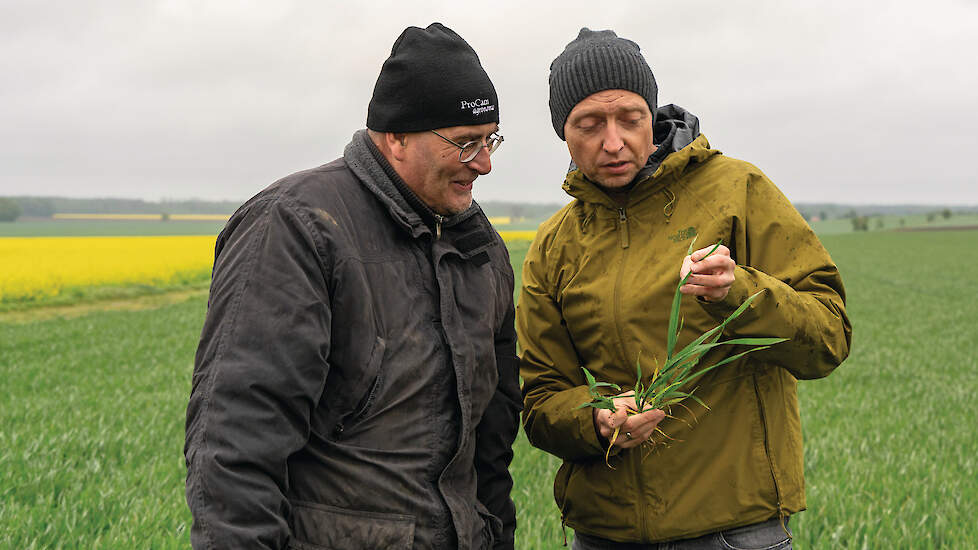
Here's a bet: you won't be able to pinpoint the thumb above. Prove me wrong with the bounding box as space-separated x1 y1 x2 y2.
680 255 694 279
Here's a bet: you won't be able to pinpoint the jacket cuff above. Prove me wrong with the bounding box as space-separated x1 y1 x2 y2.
568 386 607 455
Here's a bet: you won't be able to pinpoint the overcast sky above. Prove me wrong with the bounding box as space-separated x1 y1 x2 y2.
2 0 976 206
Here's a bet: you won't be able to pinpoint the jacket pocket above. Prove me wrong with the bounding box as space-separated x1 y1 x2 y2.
290 500 414 550
326 336 386 439
348 336 387 424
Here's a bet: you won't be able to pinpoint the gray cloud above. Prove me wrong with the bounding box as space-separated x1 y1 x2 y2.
1 0 976 205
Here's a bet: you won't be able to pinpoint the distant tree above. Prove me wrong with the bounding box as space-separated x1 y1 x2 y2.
926 212 936 223
820 211 828 221
941 208 952 220
13 197 56 217
875 218 884 230
851 216 869 231
0 197 23 222
510 204 525 221
161 212 170 222
899 218 906 227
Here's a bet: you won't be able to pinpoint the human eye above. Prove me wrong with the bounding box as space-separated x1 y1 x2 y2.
460 140 481 155
621 113 645 126
575 117 601 132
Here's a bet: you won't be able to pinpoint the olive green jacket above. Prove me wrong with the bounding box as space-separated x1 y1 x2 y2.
517 133 851 543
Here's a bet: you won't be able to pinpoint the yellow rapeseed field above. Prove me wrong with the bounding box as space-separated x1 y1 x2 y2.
497 230 537 241
1 230 537 305
0 236 216 303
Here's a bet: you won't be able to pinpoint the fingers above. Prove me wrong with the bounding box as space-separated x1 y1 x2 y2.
680 245 731 278
594 408 618 440
679 244 735 301
594 392 670 448
679 255 694 280
613 408 666 448
593 396 668 448
690 244 730 262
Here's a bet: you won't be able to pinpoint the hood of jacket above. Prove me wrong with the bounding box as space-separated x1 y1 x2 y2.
562 104 718 210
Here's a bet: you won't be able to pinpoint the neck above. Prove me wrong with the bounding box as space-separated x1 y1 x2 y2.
362 132 443 229
597 184 630 207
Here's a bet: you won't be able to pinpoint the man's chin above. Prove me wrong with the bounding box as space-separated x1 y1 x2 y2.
592 174 635 189
438 197 473 217
452 198 474 215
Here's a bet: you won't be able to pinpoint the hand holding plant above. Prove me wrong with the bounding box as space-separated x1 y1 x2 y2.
679 243 737 302
578 240 788 463
591 392 665 450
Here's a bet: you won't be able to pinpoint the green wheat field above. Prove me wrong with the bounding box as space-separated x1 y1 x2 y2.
2 229 976 548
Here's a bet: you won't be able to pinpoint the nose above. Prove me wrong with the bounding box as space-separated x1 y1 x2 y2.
601 122 624 154
467 146 492 175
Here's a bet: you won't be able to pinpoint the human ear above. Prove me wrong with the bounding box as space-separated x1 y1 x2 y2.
387 132 409 161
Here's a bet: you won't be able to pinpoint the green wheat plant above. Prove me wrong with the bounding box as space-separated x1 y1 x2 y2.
578 240 788 454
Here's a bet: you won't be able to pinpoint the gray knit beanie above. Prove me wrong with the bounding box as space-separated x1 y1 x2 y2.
548 28 657 140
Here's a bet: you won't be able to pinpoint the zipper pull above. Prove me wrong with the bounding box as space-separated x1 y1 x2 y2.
618 208 630 249
434 214 443 240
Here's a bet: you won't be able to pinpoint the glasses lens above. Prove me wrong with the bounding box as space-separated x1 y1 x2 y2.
460 141 481 163
486 134 503 155
458 134 503 163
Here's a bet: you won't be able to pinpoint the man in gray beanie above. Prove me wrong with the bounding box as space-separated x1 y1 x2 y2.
517 28 851 549
186 23 520 550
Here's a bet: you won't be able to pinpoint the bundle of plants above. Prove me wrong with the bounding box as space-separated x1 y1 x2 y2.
578 241 788 460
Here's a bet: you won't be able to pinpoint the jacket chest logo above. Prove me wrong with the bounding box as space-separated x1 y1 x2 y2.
667 226 697 243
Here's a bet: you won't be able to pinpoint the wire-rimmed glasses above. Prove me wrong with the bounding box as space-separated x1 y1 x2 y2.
430 130 504 163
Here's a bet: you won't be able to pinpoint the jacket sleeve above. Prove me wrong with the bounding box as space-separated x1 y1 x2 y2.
185 197 331 550
475 257 522 550
698 170 852 380
516 233 609 462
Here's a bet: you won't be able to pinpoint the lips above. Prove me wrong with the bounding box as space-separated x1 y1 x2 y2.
602 160 632 174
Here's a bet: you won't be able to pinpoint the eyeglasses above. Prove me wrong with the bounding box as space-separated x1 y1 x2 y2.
430 130 504 163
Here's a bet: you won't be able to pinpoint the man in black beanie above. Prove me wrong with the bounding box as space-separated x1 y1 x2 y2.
518 28 851 549
186 23 520 550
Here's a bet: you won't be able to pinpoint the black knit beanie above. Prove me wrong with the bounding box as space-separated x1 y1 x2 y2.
548 28 658 140
367 23 499 132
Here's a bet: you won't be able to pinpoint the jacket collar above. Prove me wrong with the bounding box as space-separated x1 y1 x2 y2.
343 130 496 259
563 134 719 210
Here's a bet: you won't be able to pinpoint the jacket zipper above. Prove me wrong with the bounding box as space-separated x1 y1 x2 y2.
612 207 631 367
752 373 789 534
617 208 630 249
612 206 649 538
434 214 443 240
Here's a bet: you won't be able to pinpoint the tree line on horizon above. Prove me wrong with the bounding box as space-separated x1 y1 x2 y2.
1 195 976 223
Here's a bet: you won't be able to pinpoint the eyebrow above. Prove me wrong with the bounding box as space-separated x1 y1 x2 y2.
570 106 647 121
450 126 500 142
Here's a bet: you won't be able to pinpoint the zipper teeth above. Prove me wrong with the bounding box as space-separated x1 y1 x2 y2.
611 206 647 538
612 219 630 372
752 373 786 518
618 208 629 248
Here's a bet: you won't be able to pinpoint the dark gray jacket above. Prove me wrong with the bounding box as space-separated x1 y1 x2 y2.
185 131 521 550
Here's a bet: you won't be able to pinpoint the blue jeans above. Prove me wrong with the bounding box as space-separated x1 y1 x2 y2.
572 517 791 550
